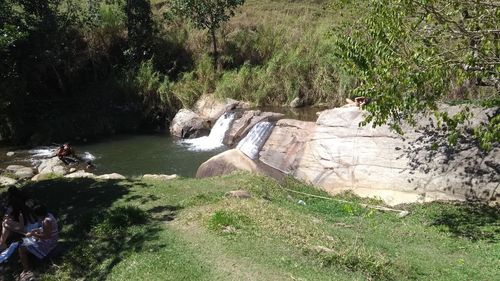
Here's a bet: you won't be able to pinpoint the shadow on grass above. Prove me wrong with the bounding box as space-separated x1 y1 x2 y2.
430 202 500 242
1 178 165 280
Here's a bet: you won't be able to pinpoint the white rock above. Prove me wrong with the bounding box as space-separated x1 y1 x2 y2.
0 176 17 186
6 165 27 173
6 151 15 157
96 173 126 180
15 167 35 179
64 170 96 179
142 174 178 181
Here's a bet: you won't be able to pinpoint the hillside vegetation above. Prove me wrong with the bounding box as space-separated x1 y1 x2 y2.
1 174 499 280
1 0 497 146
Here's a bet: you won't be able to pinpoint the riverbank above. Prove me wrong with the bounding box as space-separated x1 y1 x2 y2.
1 174 498 280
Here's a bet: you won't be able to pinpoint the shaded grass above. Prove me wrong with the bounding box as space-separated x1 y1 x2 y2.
0 173 498 280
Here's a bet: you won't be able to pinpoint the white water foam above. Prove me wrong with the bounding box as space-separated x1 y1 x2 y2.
82 152 96 161
28 147 57 158
179 112 235 151
236 121 274 160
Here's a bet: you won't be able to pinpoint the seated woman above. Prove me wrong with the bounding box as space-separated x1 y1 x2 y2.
0 187 37 251
18 205 58 278
55 143 80 165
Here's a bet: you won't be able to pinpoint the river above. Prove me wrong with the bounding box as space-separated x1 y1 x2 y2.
0 107 325 178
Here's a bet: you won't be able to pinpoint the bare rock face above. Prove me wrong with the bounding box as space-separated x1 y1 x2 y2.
196 149 261 178
224 111 285 146
292 107 499 205
194 94 250 122
260 119 316 174
200 105 499 206
37 157 68 176
169 109 209 139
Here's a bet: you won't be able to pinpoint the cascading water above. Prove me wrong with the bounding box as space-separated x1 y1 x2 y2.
236 121 274 160
180 112 235 151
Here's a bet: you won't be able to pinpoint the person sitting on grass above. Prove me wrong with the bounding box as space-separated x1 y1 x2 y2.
18 204 58 279
0 187 38 251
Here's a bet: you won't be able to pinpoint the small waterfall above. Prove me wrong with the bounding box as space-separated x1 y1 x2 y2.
180 112 235 151
236 121 274 160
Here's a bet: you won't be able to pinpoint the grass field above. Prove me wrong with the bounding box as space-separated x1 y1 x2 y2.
1 173 498 280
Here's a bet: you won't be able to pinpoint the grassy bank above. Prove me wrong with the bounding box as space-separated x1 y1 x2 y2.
1 173 498 280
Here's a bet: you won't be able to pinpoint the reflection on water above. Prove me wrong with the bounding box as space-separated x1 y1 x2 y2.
77 134 227 177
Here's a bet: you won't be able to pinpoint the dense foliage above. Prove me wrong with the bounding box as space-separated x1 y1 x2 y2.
171 0 245 69
332 0 499 149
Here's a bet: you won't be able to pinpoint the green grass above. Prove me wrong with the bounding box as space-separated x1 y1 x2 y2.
0 173 498 280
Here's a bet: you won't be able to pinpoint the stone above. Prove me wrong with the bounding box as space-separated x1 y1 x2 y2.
225 190 252 199
196 149 262 178
194 94 250 122
169 109 209 139
224 111 285 146
6 165 26 173
96 173 126 180
0 176 17 186
6 151 15 157
260 119 315 173
37 157 68 176
69 168 77 173
312 245 335 254
64 170 96 179
14 167 35 180
200 105 499 206
142 174 178 181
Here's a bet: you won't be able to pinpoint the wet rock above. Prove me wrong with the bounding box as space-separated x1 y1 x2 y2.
224 111 284 146
96 173 126 180
0 176 17 186
169 109 209 139
69 168 77 173
225 190 251 199
142 174 178 181
6 151 15 157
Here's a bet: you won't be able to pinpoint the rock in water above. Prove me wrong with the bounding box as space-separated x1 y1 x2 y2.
169 109 209 139
6 151 15 157
0 176 17 186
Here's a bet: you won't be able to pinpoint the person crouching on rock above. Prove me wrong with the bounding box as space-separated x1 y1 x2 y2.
18 204 59 279
55 143 80 165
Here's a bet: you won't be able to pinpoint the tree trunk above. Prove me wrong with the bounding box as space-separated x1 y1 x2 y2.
211 27 218 71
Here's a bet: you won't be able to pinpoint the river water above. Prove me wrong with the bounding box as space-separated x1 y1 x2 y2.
0 107 325 178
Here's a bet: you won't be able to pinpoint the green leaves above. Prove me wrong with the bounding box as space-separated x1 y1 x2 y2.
332 0 499 150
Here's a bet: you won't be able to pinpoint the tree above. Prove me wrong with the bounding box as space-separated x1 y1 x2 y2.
171 0 245 70
126 0 154 63
332 0 499 150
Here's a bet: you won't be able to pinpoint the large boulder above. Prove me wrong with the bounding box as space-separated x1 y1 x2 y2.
196 149 262 178
194 94 250 122
6 165 35 180
169 109 209 139
37 157 68 176
291 106 499 205
224 111 284 146
259 119 316 173
0 176 17 186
